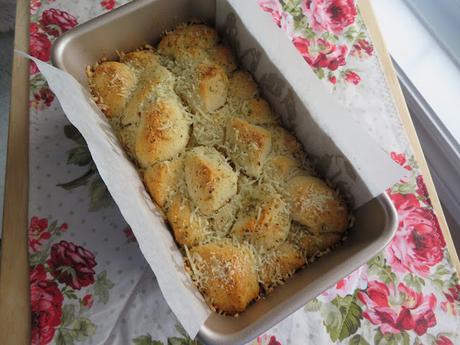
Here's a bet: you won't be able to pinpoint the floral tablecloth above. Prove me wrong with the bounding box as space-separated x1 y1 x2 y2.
27 0 460 344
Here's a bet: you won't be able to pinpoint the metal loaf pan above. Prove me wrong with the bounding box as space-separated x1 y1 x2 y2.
52 0 398 344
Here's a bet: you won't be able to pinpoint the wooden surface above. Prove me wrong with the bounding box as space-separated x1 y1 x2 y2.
360 0 460 274
0 0 31 344
0 0 458 342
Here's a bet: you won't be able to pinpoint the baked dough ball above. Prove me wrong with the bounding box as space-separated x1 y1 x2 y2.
209 197 239 236
244 98 276 125
144 157 183 208
178 62 228 112
184 147 237 215
228 71 258 101
207 45 237 76
135 99 190 167
122 50 160 71
190 241 259 313
259 242 305 290
270 126 303 157
121 63 175 129
232 193 290 251
158 24 218 58
286 176 348 234
226 117 272 178
195 63 228 112
90 61 137 119
264 155 299 181
297 231 342 257
167 195 207 247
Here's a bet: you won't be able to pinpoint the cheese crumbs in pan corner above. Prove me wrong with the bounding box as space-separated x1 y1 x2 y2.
88 23 351 315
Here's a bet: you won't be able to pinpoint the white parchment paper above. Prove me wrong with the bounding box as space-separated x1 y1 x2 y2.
17 0 407 337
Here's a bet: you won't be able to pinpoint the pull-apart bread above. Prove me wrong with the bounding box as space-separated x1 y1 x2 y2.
88 24 350 314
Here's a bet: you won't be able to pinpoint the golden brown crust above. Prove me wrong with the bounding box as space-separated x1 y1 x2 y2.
226 117 272 178
196 63 229 112
244 98 275 125
157 24 218 58
232 193 290 251
91 61 137 119
228 71 258 101
297 232 342 257
207 45 237 76
286 176 348 234
122 50 160 71
143 158 183 208
259 242 305 290
184 147 238 215
270 126 304 157
135 99 190 167
167 195 207 247
264 155 299 181
190 241 259 313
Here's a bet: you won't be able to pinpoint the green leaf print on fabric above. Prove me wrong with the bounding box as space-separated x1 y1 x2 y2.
56 317 97 345
71 318 97 341
322 294 362 342
403 273 425 292
132 324 203 345
56 329 75 345
61 304 76 328
67 146 93 167
374 329 410 345
368 254 396 285
349 334 370 345
133 334 164 345
89 177 113 212
93 270 115 304
305 298 321 312
59 124 114 211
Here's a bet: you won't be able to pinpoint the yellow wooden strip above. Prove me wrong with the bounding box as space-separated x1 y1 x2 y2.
0 0 31 344
359 0 460 274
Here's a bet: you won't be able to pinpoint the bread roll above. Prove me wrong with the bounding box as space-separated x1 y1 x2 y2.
270 126 303 157
192 62 228 112
264 155 299 181
207 45 237 76
297 231 343 257
91 61 137 119
226 117 272 178
190 241 259 313
184 147 237 215
232 192 290 251
228 71 258 101
167 195 208 247
144 157 183 208
157 24 218 58
244 98 275 125
259 242 305 290
286 175 348 234
135 99 190 167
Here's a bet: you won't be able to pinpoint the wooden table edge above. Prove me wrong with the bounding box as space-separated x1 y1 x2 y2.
359 0 460 274
0 0 31 344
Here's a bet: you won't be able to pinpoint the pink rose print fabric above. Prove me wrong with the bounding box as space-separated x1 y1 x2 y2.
259 0 373 85
26 0 460 344
30 264 64 345
29 2 78 109
358 281 437 336
301 0 357 35
28 217 114 345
